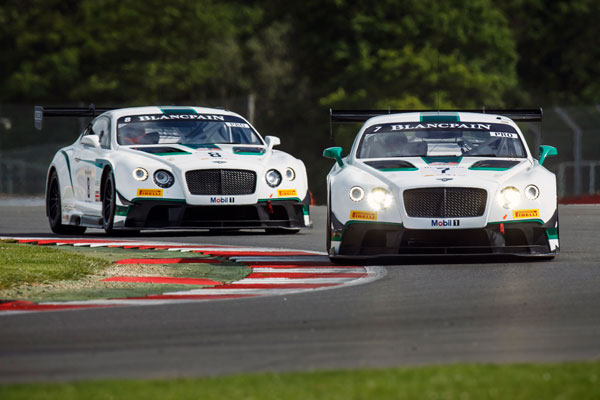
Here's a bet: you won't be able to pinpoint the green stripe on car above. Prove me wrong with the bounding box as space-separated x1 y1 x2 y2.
420 112 460 122
160 107 197 114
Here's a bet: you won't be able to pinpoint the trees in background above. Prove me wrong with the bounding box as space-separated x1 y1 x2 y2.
1 0 597 199
0 0 259 103
498 0 600 105
3 0 597 107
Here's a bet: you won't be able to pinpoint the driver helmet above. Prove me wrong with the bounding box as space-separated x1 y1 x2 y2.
120 123 146 144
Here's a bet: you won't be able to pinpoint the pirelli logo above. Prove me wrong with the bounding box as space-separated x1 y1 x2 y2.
350 210 377 221
513 209 540 219
277 189 297 197
137 189 163 197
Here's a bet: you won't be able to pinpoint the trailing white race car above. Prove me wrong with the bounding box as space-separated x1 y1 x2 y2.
36 105 311 235
323 109 559 260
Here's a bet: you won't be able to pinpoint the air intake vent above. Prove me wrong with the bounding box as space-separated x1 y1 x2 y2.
403 187 487 218
185 169 256 195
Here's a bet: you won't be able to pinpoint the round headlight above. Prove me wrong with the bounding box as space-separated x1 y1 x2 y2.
153 170 174 188
133 168 148 181
367 187 393 210
284 167 296 181
349 186 365 202
524 184 540 200
265 169 282 187
497 186 520 209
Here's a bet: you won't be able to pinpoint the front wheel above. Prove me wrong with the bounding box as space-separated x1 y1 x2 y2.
46 171 86 235
102 172 117 235
326 187 332 253
102 172 139 236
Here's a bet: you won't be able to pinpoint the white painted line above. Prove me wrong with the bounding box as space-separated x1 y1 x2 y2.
252 267 365 273
232 256 331 262
345 266 388 287
0 310 35 316
40 299 190 306
162 288 302 295
233 277 354 284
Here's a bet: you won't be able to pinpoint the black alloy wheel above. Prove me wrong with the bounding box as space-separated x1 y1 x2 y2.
47 171 86 235
102 172 116 234
102 172 139 236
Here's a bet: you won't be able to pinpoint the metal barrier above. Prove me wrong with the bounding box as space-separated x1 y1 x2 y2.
0 157 47 195
557 161 600 198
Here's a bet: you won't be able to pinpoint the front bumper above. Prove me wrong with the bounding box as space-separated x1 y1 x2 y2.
332 213 559 257
114 199 310 230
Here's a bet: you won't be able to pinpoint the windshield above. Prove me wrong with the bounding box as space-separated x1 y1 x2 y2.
117 113 263 146
357 122 527 158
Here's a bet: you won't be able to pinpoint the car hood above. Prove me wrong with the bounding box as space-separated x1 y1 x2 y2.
354 156 532 190
122 144 274 171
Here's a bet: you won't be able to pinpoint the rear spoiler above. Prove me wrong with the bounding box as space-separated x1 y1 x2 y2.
329 108 542 140
330 108 543 124
34 104 115 130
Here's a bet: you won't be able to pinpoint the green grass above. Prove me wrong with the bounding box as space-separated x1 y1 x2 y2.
1 362 599 399
0 241 249 301
0 241 110 290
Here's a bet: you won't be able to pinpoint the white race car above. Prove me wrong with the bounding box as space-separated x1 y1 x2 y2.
36 105 311 235
323 109 559 260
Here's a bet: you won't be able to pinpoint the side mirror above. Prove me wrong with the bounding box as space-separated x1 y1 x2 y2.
538 145 557 166
265 135 281 151
323 147 344 167
81 135 100 148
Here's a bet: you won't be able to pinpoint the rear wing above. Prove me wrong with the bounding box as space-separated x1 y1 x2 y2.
329 108 543 139
330 108 543 123
34 104 115 130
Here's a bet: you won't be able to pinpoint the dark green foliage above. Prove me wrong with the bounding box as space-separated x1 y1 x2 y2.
498 0 600 104
0 0 594 200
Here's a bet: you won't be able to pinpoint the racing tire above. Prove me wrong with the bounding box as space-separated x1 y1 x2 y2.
47 171 86 235
326 187 333 254
326 189 347 264
102 171 117 235
265 228 300 235
102 172 139 236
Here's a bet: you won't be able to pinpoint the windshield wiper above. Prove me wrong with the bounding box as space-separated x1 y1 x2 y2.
463 153 497 157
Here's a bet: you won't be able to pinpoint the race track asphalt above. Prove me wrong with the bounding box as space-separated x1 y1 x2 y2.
0 201 599 383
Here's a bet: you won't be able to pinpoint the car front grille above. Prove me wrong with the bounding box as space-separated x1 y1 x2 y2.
185 169 256 195
403 187 487 218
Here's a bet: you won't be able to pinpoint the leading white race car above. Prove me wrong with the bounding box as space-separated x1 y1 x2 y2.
323 109 559 260
36 105 311 235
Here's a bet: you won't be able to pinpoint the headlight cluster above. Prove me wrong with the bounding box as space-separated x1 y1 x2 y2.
265 167 295 187
348 186 393 210
265 169 282 187
367 188 394 210
349 186 365 202
524 184 540 200
133 168 148 181
134 167 175 188
153 170 175 188
284 167 296 181
496 184 540 209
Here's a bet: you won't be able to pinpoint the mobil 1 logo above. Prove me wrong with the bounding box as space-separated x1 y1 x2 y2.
431 219 460 227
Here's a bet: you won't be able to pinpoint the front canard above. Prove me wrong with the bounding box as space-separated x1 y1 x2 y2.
350 210 377 221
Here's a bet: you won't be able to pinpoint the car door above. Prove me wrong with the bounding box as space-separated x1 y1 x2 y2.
73 116 111 215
